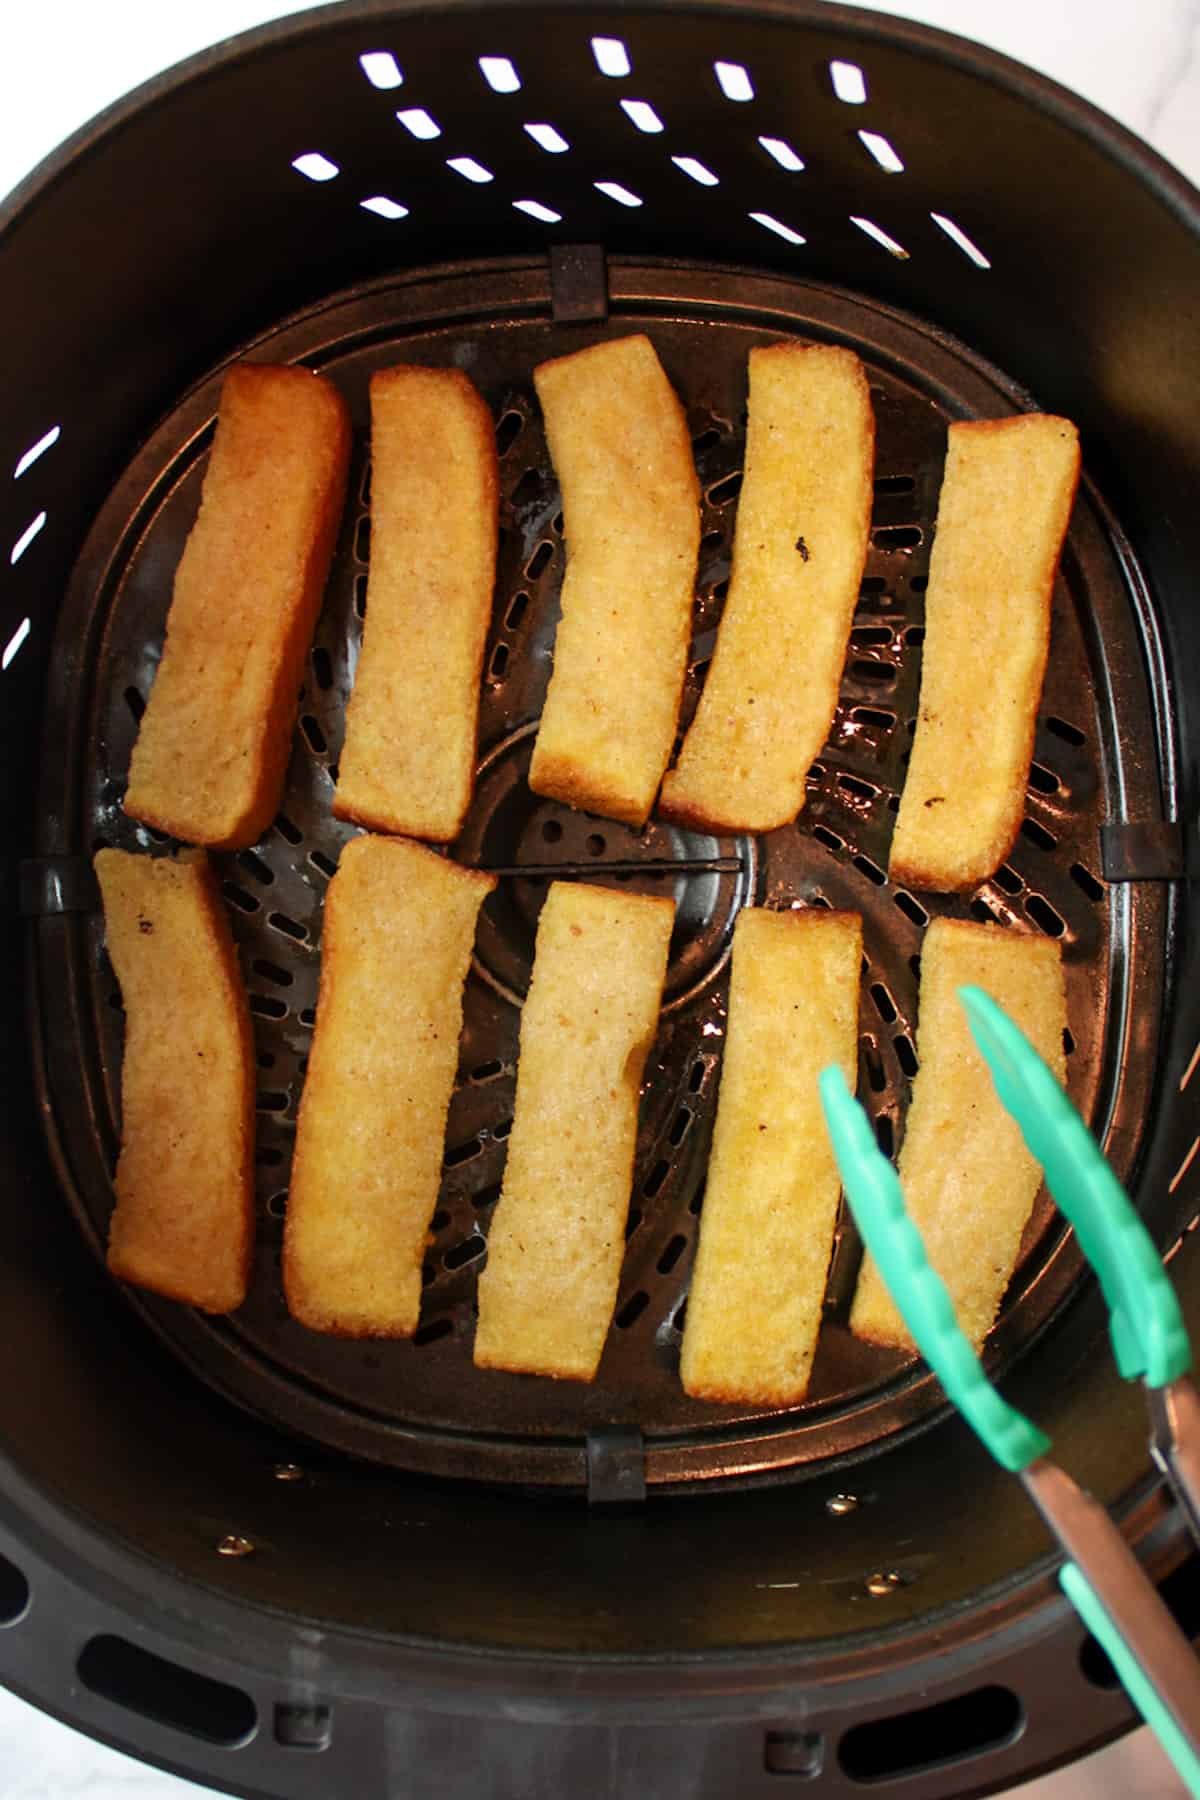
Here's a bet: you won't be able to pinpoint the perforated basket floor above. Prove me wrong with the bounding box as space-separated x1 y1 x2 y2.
28 255 1169 1490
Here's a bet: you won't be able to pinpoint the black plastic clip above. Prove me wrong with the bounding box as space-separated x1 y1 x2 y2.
549 245 608 324
586 1425 646 1505
1099 821 1185 882
19 856 100 916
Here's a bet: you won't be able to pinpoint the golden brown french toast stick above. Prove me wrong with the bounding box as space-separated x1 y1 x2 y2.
474 881 674 1380
284 836 494 1337
125 363 351 848
95 847 255 1313
659 343 873 832
889 414 1080 891
851 918 1067 1352
529 335 699 827
681 907 861 1405
334 366 497 842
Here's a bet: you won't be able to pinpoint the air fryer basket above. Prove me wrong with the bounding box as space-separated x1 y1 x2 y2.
2 2 1199 1795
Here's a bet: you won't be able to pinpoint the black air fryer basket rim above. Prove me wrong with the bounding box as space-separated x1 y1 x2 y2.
3 1 1199 1793
3 0 1199 255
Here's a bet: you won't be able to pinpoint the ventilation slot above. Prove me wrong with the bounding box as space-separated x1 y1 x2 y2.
448 157 494 184
10 512 46 564
1020 817 1057 851
850 216 909 259
591 36 631 77
850 659 895 685
361 196 408 221
830 59 867 104
525 122 569 153
268 912 308 943
479 55 520 93
657 1234 688 1274
870 982 897 1024
1071 862 1105 902
714 60 754 102
413 1317 454 1347
616 1290 650 1329
360 51 403 90
397 108 440 140
1026 894 1066 938
931 212 992 269
759 136 804 171
77 1636 256 1746
858 130 904 173
1046 715 1086 747
292 153 339 183
873 525 921 551
1027 761 1060 793
673 156 719 187
621 99 663 133
444 1236 486 1270
300 715 327 755
839 1686 1021 1782
595 180 642 207
2 618 30 670
893 890 927 927
750 212 806 246
14 425 60 479
0 1551 28 1626
643 1159 670 1198
238 850 274 887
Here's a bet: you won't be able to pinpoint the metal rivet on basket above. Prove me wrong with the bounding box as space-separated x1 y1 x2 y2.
826 1493 859 1517
865 1570 905 1596
217 1534 256 1558
273 1463 303 1483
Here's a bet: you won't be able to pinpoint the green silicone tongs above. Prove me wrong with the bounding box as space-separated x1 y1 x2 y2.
819 990 1200 1796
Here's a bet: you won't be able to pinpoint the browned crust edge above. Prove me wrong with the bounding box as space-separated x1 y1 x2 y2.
682 1377 814 1406
656 790 805 835
889 764 1034 895
472 1350 600 1384
528 749 653 830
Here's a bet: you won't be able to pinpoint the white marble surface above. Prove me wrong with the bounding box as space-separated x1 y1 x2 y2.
0 2 1196 1796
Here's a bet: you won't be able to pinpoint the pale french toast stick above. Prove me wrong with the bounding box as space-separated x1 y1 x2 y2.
659 343 873 832
125 363 351 849
284 837 495 1337
529 335 700 828
851 918 1067 1352
95 847 255 1313
334 366 497 842
474 881 674 1381
681 907 862 1405
889 414 1080 892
